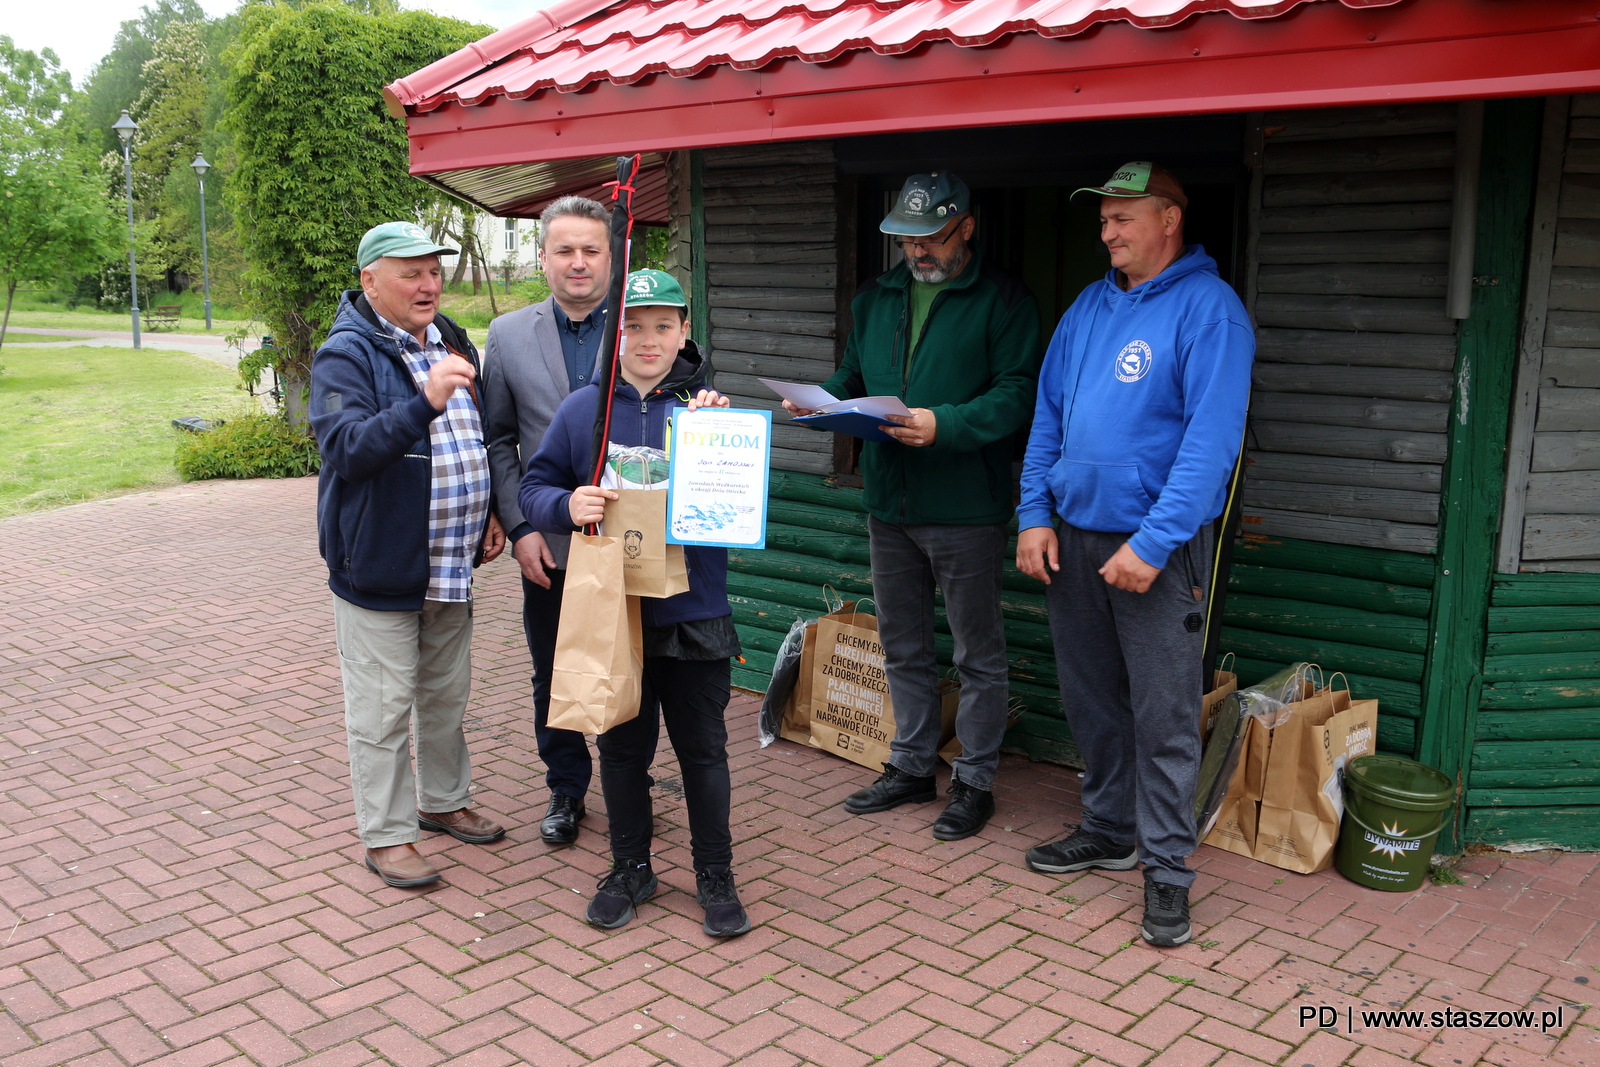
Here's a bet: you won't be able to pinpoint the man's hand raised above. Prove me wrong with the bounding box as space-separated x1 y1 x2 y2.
424 354 476 411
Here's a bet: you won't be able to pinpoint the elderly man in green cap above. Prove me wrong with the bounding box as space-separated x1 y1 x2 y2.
309 221 507 889
785 172 1043 841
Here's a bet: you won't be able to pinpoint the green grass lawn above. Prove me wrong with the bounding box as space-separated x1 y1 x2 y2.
0 333 91 345
0 344 247 516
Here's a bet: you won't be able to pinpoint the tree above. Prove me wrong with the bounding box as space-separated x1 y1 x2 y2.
66 0 206 156
0 39 117 349
223 2 489 423
131 22 207 282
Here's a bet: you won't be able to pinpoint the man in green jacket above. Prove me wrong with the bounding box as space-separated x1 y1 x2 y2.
786 172 1042 839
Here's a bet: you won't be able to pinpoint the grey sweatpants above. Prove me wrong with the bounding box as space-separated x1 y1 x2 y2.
333 595 475 848
1046 524 1212 887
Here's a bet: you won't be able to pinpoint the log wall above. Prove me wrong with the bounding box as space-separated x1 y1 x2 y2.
1501 95 1600 572
1243 103 1462 554
699 143 840 476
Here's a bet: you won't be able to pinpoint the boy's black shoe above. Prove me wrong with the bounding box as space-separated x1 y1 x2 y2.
696 867 751 938
932 781 994 841
843 764 937 814
585 861 657 930
1141 880 1192 947
1024 827 1138 873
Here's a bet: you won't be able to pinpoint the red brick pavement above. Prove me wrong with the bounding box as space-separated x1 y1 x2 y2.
0 477 1595 1067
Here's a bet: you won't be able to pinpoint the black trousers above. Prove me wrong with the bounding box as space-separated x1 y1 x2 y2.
521 570 594 799
596 656 733 872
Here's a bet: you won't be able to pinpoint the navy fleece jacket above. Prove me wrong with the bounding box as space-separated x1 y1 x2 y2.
309 291 491 611
518 343 730 627
1016 246 1253 569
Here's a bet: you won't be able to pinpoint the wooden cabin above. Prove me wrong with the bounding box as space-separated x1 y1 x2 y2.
387 0 1600 851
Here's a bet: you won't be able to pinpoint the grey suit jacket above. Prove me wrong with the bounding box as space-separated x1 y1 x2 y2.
483 296 604 570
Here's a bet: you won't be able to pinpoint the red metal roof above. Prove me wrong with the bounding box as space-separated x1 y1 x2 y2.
388 0 1398 114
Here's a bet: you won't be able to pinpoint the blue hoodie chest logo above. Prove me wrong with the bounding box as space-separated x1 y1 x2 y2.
1114 340 1153 383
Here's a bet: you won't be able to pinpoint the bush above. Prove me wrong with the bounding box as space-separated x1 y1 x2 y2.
175 411 320 480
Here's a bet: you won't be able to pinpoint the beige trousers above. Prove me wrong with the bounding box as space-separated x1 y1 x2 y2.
332 595 474 847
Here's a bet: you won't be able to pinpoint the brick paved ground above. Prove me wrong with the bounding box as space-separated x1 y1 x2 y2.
1 477 1596 1067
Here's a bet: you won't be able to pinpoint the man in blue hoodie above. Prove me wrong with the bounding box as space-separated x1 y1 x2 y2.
1015 164 1253 947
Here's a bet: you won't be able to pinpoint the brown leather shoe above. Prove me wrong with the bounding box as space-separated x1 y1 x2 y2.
364 844 440 888
418 807 505 844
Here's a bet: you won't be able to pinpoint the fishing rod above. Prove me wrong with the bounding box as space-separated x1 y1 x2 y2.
584 152 642 534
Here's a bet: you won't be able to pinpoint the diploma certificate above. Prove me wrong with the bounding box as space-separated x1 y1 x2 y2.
665 407 771 549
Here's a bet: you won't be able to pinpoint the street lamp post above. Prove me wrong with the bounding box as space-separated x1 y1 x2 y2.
190 153 213 331
112 109 140 350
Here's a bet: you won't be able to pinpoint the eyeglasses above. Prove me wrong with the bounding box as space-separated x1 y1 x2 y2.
894 226 961 252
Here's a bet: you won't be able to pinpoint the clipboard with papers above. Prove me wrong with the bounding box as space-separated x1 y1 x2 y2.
757 378 911 443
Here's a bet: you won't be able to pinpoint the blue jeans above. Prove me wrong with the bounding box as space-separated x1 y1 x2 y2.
868 517 1011 791
521 570 593 799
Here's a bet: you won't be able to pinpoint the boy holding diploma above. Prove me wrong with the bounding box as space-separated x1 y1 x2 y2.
518 270 751 938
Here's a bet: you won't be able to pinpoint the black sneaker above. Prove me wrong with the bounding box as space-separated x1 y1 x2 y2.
585 861 656 930
932 780 994 841
843 764 937 814
1141 880 1192 947
696 867 751 938
1024 827 1138 874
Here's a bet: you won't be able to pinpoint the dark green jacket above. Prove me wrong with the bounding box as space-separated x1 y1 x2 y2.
823 249 1043 525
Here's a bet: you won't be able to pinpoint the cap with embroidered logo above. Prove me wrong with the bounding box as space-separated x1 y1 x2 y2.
357 221 458 269
880 171 971 237
624 268 688 308
1072 162 1189 210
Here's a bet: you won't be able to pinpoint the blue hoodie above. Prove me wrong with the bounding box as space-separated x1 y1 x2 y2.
1016 246 1253 570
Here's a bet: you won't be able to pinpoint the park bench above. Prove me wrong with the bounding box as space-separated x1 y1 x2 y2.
143 305 181 330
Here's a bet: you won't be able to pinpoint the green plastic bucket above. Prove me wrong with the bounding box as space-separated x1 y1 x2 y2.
1336 754 1455 892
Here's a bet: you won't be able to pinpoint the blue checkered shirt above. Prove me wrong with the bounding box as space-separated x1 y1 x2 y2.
379 315 490 603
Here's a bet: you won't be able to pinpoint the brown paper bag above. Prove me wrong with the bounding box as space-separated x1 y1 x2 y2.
1201 658 1240 744
606 489 689 599
1205 679 1378 873
1254 684 1378 873
807 607 958 771
547 533 644 734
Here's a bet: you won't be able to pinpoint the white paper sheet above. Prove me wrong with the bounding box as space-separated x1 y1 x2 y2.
756 377 910 418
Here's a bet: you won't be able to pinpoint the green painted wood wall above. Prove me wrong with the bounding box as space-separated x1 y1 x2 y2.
1468 572 1600 850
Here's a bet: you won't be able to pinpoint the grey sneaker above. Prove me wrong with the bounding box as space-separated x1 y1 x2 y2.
1024 827 1138 873
1141 880 1192 947
586 861 656 930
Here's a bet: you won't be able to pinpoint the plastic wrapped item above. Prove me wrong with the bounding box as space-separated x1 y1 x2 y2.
1194 662 1318 839
757 586 846 748
602 444 669 490
757 617 809 748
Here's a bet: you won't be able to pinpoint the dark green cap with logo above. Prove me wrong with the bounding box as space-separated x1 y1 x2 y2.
880 171 971 237
624 268 688 308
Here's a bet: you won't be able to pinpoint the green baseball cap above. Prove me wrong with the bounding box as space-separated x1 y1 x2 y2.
624 268 688 308
1072 162 1189 209
880 171 970 237
357 221 458 270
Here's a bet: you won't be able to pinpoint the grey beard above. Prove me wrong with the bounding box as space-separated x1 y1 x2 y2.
908 245 967 283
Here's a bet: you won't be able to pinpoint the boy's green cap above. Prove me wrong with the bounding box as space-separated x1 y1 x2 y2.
625 268 688 308
357 221 457 269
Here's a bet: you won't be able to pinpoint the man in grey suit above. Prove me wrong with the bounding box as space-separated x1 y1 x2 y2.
483 195 612 844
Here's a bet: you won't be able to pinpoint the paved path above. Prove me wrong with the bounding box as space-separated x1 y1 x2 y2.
0 478 1596 1067
5 326 265 368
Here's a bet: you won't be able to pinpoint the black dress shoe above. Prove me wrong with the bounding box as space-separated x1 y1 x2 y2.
931 780 994 841
540 794 586 844
843 763 937 814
